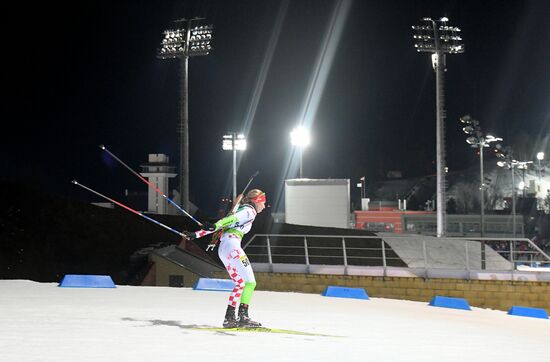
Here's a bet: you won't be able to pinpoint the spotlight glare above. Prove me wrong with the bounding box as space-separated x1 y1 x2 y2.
466 137 477 145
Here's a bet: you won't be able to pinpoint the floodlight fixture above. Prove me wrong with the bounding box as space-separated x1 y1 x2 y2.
412 17 464 54
460 115 472 124
466 137 477 145
157 18 214 211
290 126 310 147
485 135 503 143
158 22 214 59
223 133 246 151
495 151 506 160
223 132 247 201
462 126 475 134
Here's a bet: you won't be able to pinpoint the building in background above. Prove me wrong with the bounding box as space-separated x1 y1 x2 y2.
140 154 177 215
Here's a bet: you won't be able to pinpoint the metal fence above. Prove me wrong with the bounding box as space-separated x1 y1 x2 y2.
243 234 550 279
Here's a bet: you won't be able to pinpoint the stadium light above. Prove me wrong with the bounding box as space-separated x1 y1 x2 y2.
496 147 533 240
413 17 464 238
223 132 246 201
458 114 502 269
290 126 310 178
158 18 214 211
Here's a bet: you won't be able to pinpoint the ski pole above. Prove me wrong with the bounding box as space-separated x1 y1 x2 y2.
71 180 185 237
206 171 259 251
99 144 203 227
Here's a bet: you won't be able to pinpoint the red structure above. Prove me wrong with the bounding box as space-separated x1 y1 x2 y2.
354 207 433 233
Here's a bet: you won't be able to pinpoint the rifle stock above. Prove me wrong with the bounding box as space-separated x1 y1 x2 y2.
205 171 259 251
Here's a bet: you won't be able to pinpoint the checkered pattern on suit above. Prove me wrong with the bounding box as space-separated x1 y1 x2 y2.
218 234 256 308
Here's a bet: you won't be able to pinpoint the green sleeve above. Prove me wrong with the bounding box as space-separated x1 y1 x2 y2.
215 214 238 230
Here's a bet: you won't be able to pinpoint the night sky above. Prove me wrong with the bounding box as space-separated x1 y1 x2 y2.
4 0 549 215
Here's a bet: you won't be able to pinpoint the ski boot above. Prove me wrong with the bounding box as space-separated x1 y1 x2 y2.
237 303 262 328
223 305 238 328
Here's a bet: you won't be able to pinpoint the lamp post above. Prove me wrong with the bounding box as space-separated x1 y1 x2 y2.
158 18 214 210
497 153 518 245
290 126 310 178
496 147 533 240
517 161 533 198
460 115 502 269
223 133 247 202
413 17 464 237
537 152 545 181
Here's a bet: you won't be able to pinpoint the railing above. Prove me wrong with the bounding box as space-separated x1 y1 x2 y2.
449 237 550 267
243 234 403 276
243 234 550 279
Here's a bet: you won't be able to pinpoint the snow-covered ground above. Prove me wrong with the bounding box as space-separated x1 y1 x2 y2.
0 280 548 361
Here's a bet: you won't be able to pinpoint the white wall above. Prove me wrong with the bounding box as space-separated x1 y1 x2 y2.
285 179 350 228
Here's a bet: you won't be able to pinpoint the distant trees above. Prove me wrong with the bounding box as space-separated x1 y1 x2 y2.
451 180 478 214
446 169 503 214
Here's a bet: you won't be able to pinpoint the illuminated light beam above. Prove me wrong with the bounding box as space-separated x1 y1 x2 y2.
272 0 352 213
299 0 352 129
241 0 289 136
222 0 289 205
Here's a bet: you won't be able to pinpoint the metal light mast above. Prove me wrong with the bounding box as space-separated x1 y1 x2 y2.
158 18 214 210
496 147 532 244
460 115 502 269
413 17 464 237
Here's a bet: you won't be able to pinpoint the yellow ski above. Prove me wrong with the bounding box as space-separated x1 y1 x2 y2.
194 326 342 337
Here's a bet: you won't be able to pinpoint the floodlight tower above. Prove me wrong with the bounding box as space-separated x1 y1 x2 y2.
413 17 464 237
158 18 214 210
460 115 502 269
495 147 532 239
223 133 247 202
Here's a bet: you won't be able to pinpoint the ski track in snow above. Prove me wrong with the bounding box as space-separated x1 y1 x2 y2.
0 280 548 361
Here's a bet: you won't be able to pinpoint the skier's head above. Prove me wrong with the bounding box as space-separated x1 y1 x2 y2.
243 189 266 213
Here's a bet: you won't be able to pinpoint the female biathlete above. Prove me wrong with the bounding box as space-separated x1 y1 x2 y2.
184 189 266 328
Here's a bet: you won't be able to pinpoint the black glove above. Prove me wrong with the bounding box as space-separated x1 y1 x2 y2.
182 231 196 240
202 221 216 232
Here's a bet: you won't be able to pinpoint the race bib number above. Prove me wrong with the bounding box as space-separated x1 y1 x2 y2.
240 256 250 267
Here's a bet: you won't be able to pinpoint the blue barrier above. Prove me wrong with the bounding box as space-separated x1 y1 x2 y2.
322 286 369 300
193 278 234 291
429 296 471 310
59 274 116 288
508 306 549 319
